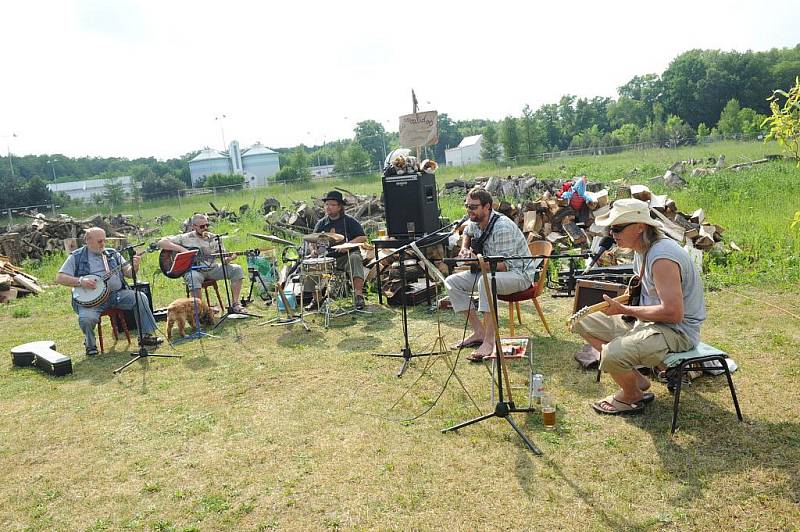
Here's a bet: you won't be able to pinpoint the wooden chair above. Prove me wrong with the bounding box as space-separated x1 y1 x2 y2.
497 240 553 337
186 279 224 309
97 308 131 354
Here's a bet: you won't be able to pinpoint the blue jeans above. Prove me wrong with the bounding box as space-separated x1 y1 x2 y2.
73 289 156 351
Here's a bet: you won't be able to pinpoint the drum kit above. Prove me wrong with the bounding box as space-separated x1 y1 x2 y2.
249 231 364 328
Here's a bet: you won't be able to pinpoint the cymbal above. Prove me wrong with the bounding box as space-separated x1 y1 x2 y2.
303 232 345 244
331 242 363 251
249 233 294 246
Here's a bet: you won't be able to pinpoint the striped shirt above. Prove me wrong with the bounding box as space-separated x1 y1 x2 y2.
465 212 536 282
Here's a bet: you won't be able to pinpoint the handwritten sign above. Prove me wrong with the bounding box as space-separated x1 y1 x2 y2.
399 111 438 147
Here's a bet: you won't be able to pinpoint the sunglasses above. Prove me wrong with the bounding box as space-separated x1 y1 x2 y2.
464 203 482 210
195 223 210 229
610 223 634 234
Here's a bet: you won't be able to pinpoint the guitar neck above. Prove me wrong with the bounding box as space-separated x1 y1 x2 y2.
583 293 630 315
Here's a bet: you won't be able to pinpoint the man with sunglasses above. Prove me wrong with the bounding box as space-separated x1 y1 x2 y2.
157 213 246 313
572 198 706 415
444 188 536 361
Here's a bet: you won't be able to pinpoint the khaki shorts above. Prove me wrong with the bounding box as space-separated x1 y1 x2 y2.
572 314 693 373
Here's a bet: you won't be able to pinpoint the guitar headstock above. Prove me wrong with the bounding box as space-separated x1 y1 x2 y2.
566 306 590 331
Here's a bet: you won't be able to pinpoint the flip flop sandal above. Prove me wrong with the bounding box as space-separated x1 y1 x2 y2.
592 394 646 415
466 352 488 363
451 339 483 350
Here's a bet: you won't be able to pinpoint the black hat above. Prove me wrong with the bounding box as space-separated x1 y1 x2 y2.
321 190 346 204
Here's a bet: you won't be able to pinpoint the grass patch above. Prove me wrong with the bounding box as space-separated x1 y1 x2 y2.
0 141 798 528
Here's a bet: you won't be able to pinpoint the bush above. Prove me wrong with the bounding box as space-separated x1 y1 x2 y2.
141 174 187 199
204 173 245 189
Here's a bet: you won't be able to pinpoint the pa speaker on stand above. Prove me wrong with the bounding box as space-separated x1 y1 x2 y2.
382 171 441 238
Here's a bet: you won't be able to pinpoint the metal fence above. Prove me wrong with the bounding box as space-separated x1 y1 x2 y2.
2 133 768 221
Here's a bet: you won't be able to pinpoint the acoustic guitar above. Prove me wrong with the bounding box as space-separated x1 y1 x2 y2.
158 247 260 278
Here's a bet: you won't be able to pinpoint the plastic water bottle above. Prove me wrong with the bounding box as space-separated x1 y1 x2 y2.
531 373 545 404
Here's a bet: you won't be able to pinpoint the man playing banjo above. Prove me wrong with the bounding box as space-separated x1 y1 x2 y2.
156 213 246 313
303 191 367 311
55 227 162 357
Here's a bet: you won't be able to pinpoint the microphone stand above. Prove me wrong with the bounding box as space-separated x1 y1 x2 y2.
114 245 181 375
440 254 541 454
372 220 461 377
212 233 260 330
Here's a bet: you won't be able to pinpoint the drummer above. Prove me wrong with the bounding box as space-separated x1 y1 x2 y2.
55 227 162 357
304 190 367 310
156 214 246 313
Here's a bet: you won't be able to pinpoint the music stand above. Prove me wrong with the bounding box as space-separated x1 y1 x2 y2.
171 264 220 344
114 245 181 375
212 234 260 330
440 255 541 454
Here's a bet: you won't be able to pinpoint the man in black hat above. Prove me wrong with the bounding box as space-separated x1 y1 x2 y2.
304 191 367 310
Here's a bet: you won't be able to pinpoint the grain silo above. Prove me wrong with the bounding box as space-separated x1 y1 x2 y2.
188 148 232 186
241 142 280 187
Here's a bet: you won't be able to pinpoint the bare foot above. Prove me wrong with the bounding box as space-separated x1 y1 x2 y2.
472 340 496 358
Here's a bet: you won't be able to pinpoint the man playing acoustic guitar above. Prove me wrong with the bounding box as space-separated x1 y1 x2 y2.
571 199 706 415
56 227 162 357
157 213 246 313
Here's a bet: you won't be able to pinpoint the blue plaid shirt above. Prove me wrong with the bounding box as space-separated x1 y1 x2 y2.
465 212 537 282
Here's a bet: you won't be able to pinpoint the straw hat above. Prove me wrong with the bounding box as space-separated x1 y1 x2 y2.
594 198 663 228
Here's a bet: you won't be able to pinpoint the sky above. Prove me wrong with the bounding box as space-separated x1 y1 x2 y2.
1 0 798 161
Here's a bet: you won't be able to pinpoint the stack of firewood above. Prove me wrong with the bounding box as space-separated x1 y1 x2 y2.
0 256 44 302
0 213 155 262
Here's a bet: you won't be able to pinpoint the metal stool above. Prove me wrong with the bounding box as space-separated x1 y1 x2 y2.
661 342 743 434
97 308 131 354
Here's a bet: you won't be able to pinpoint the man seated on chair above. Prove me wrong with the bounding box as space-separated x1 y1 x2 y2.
303 190 367 311
444 187 536 362
571 198 706 415
156 214 246 313
55 227 162 357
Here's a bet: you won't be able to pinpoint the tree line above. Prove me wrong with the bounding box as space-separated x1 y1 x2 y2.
2 45 798 203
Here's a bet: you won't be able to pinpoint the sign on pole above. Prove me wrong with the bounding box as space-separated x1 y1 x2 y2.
399 111 438 148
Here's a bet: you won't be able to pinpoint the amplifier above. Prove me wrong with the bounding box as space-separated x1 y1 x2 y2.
573 279 627 314
120 282 154 331
382 172 441 237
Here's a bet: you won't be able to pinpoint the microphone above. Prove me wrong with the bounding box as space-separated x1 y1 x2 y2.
582 236 614 274
451 214 469 233
120 242 145 252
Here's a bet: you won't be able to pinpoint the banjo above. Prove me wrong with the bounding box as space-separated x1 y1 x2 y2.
72 248 154 307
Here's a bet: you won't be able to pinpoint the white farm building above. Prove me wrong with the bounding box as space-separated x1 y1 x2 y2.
444 134 483 167
188 141 280 187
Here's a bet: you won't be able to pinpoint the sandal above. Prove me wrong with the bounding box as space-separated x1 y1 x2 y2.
451 339 483 350
592 394 647 415
466 352 488 363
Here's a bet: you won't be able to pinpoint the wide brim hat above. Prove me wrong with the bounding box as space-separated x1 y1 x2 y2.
594 198 663 228
321 190 346 205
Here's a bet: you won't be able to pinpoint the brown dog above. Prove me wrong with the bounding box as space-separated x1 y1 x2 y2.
166 297 216 339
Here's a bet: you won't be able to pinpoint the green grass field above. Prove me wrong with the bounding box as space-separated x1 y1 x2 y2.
1 141 799 530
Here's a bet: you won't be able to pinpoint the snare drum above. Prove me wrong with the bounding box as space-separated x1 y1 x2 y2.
301 257 335 276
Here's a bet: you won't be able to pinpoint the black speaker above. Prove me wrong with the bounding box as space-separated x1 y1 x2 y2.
382 172 441 237
120 282 154 331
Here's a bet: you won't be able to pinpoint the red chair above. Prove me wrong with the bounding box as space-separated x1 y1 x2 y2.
497 240 553 337
186 279 224 309
97 308 131 354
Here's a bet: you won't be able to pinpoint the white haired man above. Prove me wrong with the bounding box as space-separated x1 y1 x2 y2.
572 198 706 415
157 214 246 313
55 227 162 356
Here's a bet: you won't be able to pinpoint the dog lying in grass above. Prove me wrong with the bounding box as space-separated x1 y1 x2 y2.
166 297 217 339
